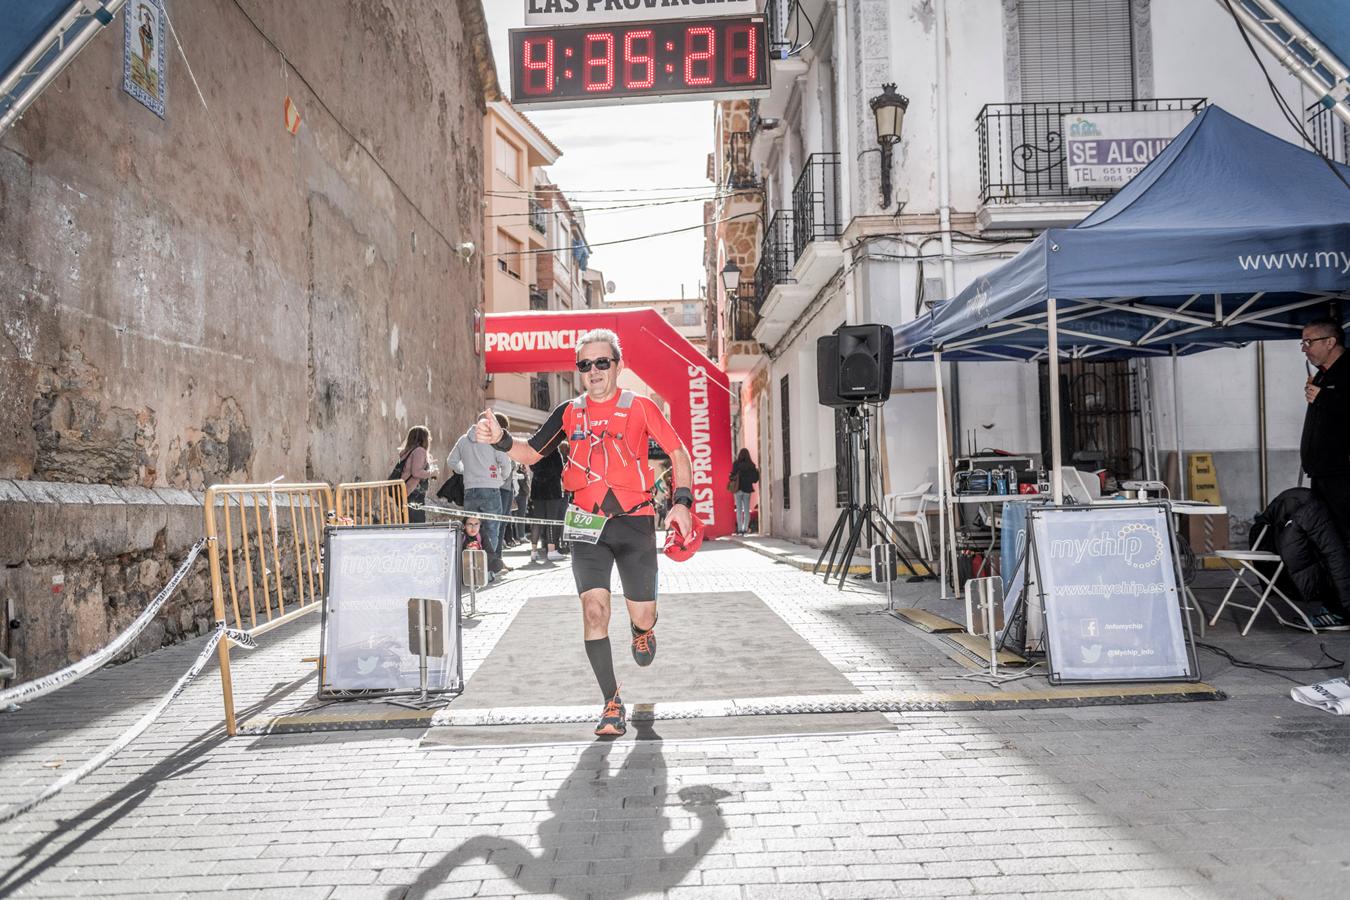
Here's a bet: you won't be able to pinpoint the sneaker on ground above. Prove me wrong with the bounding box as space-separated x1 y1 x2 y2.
1310 610 1350 631
547 550 566 562
631 625 657 667
594 691 626 736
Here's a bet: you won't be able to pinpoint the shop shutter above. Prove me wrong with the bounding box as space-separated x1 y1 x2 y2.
1018 0 1135 101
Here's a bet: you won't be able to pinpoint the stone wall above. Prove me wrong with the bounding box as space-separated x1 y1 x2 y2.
0 0 494 681
0 480 211 682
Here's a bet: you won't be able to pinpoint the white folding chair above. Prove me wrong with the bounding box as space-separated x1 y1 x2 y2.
884 482 934 562
1208 526 1319 635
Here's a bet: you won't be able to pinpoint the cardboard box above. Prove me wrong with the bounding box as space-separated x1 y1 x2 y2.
1184 513 1230 556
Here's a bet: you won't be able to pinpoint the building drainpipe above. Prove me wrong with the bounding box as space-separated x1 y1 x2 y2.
835 0 858 324
934 0 961 456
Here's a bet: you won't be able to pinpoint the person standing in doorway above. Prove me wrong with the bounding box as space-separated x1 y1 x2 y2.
729 448 760 535
472 329 694 737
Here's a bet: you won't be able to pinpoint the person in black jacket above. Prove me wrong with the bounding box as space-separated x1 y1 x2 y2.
1301 318 1350 542
529 443 567 563
729 448 760 535
1252 488 1350 630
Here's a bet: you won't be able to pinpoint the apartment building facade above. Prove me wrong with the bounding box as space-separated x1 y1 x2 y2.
482 101 595 430
707 0 1320 545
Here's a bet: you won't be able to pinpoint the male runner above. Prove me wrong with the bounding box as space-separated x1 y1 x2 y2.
473 328 694 736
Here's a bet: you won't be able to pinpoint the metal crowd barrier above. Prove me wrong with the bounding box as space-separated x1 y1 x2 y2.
334 479 408 525
204 482 333 735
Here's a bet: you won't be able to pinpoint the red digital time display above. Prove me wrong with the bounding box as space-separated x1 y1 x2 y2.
509 16 769 106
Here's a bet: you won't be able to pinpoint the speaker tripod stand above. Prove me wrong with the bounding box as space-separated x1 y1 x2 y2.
813 406 919 589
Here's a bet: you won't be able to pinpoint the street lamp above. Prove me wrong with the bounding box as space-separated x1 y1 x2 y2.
720 259 742 295
869 83 909 210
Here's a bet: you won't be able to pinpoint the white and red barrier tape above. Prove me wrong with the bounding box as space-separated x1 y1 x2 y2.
0 539 206 709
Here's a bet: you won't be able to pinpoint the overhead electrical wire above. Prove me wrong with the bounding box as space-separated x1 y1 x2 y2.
484 184 722 197
486 194 731 220
491 194 734 219
785 0 818 58
492 211 760 257
485 190 729 207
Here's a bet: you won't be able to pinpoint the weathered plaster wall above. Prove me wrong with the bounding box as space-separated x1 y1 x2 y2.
0 0 492 680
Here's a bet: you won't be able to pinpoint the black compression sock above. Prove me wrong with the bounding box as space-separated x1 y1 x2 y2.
630 613 658 636
584 637 619 700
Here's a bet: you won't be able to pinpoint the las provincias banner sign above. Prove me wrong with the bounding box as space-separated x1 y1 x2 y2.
483 309 737 538
525 0 759 27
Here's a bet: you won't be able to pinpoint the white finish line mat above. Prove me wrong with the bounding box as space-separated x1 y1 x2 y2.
237 593 1224 739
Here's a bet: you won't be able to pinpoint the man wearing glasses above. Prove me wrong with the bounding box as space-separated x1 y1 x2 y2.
474 328 694 736
1301 317 1350 542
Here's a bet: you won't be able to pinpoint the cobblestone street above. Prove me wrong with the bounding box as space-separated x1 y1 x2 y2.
3 541 1349 899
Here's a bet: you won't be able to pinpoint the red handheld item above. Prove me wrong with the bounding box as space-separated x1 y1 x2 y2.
663 512 705 562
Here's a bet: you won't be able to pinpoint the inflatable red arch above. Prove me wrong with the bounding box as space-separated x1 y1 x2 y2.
484 309 735 538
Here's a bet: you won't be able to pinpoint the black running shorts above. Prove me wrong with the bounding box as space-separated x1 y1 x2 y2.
570 515 658 601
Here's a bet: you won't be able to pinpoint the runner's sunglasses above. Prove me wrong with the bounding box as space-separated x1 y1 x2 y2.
576 357 619 372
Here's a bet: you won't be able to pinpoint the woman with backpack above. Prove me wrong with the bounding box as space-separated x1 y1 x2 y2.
729 448 760 535
393 426 437 523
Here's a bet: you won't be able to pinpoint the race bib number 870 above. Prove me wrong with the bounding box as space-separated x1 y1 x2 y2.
563 506 607 545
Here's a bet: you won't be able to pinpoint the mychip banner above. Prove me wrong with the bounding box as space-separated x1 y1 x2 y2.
1030 505 1195 683
321 525 462 697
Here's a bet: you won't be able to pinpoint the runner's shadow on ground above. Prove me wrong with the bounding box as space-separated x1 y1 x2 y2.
391 721 732 899
0 671 315 896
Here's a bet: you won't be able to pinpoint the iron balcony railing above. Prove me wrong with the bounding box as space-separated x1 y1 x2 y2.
791 152 842 259
755 210 796 311
977 98 1206 203
731 286 761 343
1308 100 1350 164
528 197 547 233
529 287 548 310
530 375 551 412
725 131 758 190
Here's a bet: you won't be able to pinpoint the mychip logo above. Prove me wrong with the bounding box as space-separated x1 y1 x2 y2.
1049 523 1163 570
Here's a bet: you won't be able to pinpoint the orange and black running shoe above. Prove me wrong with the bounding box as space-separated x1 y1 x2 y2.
631 617 657 667
594 690 627 736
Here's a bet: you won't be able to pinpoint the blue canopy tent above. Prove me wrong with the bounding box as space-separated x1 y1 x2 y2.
893 105 1350 595
902 105 1350 363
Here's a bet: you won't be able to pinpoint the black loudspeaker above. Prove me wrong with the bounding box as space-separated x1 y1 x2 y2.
836 324 893 402
817 324 895 407
817 334 852 408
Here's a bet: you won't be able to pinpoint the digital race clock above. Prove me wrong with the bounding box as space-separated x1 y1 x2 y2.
508 16 770 107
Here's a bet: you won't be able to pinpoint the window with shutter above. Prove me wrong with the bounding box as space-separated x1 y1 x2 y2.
1018 0 1135 101
494 134 523 183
